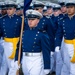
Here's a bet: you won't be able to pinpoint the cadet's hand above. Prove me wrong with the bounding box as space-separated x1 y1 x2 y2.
55 46 60 52
44 69 50 75
8 61 20 75
14 61 20 70
11 60 20 70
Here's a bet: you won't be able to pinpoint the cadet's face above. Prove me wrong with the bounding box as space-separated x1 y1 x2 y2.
20 10 23 14
28 18 40 28
67 6 75 16
7 8 16 16
16 10 21 16
1 9 7 15
61 6 67 13
47 8 53 15
43 11 48 16
53 10 61 16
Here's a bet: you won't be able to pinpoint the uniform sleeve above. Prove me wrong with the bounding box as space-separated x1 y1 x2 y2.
46 18 55 52
41 34 50 69
55 22 63 47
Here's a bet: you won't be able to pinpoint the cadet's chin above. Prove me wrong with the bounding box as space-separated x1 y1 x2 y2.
29 25 35 28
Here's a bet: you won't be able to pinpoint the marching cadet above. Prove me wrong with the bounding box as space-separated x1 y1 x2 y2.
43 6 48 16
33 1 55 51
52 4 62 32
53 4 61 17
33 1 55 74
16 4 22 16
16 3 24 17
0 2 7 17
45 3 56 74
47 4 62 75
54 1 67 75
57 0 67 27
9 9 50 75
46 2 54 18
0 1 22 75
53 4 63 75
57 0 67 32
55 0 75 75
58 0 67 14
19 2 24 17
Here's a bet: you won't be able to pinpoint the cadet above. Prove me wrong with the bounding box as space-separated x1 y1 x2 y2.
54 1 67 75
58 0 67 14
16 2 24 17
33 1 55 74
57 0 67 26
19 2 24 16
53 4 61 17
0 1 22 75
16 4 22 16
9 9 50 75
55 0 75 75
43 6 48 16
33 1 55 52
46 2 53 17
0 2 7 17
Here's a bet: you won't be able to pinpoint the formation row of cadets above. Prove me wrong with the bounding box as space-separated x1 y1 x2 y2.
0 0 75 75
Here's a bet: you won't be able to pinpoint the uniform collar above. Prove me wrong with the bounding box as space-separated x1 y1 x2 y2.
8 14 16 18
29 26 38 31
68 14 75 20
1 14 7 18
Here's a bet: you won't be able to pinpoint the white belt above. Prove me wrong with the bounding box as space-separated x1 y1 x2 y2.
23 52 42 56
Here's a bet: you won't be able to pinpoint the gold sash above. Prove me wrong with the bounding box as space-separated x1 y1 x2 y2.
4 37 19 59
64 39 75 63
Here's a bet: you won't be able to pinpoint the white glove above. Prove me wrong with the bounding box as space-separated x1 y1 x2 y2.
44 69 50 74
55 46 60 52
51 51 54 56
8 61 20 75
14 61 20 70
11 60 20 70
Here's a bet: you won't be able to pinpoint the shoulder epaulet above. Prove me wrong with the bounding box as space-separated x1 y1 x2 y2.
45 16 50 19
1 14 7 19
59 16 67 21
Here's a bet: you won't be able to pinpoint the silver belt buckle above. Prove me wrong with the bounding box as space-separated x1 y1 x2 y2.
25 52 33 56
25 52 29 56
